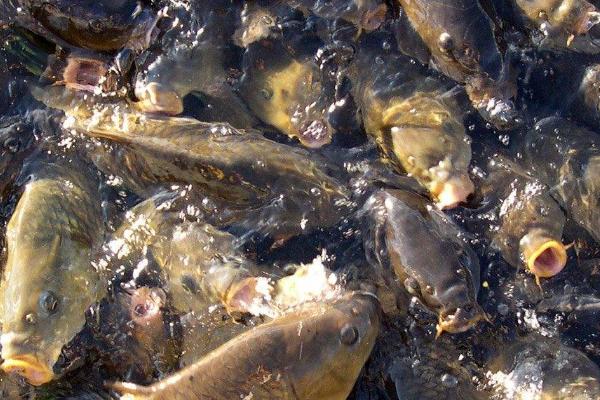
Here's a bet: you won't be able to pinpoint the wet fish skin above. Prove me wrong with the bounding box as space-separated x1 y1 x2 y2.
239 37 335 148
112 292 380 400
523 117 600 244
91 287 178 382
396 0 519 129
350 35 474 208
573 63 600 127
132 0 255 127
489 335 600 399
108 194 269 318
397 0 502 83
502 0 600 53
0 114 40 201
286 0 388 32
38 87 350 238
0 153 105 386
364 189 483 335
18 0 158 52
479 156 567 279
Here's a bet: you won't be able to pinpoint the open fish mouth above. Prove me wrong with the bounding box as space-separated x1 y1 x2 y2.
1 354 54 386
434 173 474 210
436 306 485 337
526 240 568 279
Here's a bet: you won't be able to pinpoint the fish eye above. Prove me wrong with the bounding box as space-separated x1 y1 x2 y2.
89 19 104 33
39 291 59 315
260 88 273 100
463 304 473 313
180 275 199 295
457 250 472 269
3 137 20 153
438 32 454 54
340 324 359 346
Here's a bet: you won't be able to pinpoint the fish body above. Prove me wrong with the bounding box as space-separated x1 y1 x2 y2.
364 189 483 335
0 153 105 385
108 195 272 318
524 117 600 243
396 0 518 128
350 35 474 208
489 335 600 399
47 94 351 238
112 292 380 400
286 0 387 31
479 156 567 279
513 0 600 52
16 0 158 52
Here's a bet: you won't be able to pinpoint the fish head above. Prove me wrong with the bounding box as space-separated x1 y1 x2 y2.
433 251 483 336
28 0 145 51
433 15 502 83
1 179 102 386
290 292 381 398
1 234 98 385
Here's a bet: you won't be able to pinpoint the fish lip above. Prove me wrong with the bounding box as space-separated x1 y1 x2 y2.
434 174 474 210
525 240 567 278
1 354 54 386
436 306 483 335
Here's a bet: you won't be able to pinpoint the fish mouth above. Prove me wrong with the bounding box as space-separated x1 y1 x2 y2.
520 230 567 279
525 240 567 278
436 305 484 337
134 82 183 115
1 354 54 386
434 174 474 209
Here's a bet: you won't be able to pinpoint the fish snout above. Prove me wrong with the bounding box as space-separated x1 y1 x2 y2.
435 173 475 210
437 303 483 336
520 230 568 279
1 354 54 386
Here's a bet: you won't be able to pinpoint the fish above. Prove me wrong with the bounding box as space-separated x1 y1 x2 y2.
0 111 50 202
572 63 600 128
364 189 484 336
107 195 274 318
0 151 105 386
512 0 600 52
488 335 600 399
239 37 335 148
396 0 519 129
523 117 600 244
286 0 388 32
90 287 178 382
479 155 568 282
16 0 159 52
111 292 380 400
132 0 255 127
36 86 351 239
350 34 474 209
